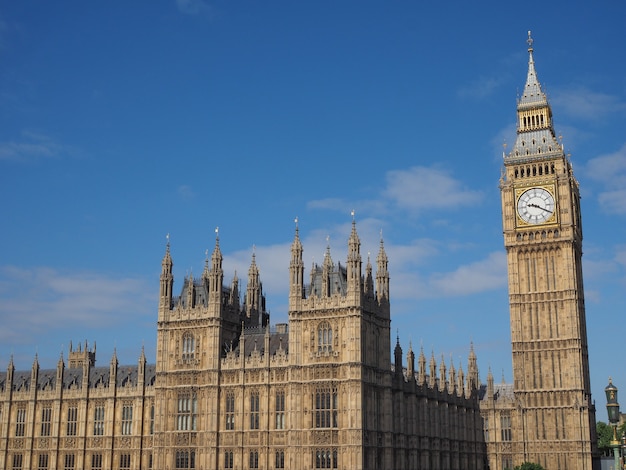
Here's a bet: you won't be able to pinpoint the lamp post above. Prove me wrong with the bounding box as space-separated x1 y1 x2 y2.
605 378 621 470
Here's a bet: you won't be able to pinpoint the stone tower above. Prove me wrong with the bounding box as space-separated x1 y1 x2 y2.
498 32 597 469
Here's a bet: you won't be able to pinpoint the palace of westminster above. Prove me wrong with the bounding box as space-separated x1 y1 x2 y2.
0 35 598 470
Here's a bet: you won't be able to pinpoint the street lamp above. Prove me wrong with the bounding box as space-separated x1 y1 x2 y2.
605 378 621 470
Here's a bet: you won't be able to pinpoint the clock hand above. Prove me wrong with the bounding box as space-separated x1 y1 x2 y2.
528 203 553 214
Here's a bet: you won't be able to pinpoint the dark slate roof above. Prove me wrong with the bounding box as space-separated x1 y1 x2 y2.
0 364 156 392
306 263 348 298
478 382 514 401
236 328 289 357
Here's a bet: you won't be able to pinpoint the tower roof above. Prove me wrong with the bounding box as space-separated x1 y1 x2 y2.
518 31 547 109
507 31 565 164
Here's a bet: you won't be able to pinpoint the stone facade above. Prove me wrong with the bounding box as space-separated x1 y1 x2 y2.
0 223 485 470
479 33 598 470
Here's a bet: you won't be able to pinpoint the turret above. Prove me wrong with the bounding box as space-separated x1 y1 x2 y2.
30 354 39 397
160 234 174 309
394 336 403 378
439 355 447 392
7 354 15 385
376 233 389 303
406 342 415 379
186 272 195 308
138 346 146 388
229 271 240 308
486 367 494 400
429 351 437 389
322 240 333 297
56 352 64 392
448 357 456 394
364 253 374 298
466 342 479 394
208 228 224 312
457 362 465 397
246 250 262 322
346 212 362 297
289 218 305 305
109 349 118 388
418 346 426 385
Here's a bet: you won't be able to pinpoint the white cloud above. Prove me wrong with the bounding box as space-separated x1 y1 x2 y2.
551 87 626 121
384 166 483 213
0 266 153 343
308 166 483 217
584 143 626 214
426 251 507 297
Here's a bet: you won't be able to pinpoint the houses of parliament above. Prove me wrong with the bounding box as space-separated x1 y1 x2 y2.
0 35 598 470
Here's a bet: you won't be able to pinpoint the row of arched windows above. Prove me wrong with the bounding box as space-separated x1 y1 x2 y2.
521 113 546 129
514 162 556 178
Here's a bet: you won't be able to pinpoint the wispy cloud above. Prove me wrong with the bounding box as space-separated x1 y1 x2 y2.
384 166 483 213
458 76 502 100
176 0 212 16
0 131 66 163
178 184 195 200
584 143 626 214
308 165 483 217
0 266 153 344
551 87 626 121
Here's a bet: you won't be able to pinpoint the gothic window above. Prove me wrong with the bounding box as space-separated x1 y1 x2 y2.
315 449 338 469
15 408 26 437
91 453 103 470
275 390 285 429
37 453 49 470
177 393 197 431
275 450 285 469
315 388 338 428
66 406 78 436
93 405 105 436
41 407 52 436
500 415 512 441
121 405 133 435
502 455 513 470
12 453 23 470
182 332 196 360
224 451 234 469
318 322 333 352
150 404 155 434
250 391 260 430
175 450 195 469
484 418 489 442
249 451 259 469
64 453 75 470
225 393 235 430
120 454 131 470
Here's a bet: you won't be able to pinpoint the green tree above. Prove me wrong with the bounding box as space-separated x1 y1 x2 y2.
597 420 620 456
513 463 545 470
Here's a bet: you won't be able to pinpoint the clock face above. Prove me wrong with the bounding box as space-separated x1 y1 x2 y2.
517 187 556 224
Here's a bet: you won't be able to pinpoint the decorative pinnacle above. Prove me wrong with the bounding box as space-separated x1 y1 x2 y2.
527 30 533 51
351 209 355 221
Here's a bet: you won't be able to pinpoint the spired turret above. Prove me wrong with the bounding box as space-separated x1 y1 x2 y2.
159 234 174 311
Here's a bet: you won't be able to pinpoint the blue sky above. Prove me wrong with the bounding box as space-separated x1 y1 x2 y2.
1 1 625 420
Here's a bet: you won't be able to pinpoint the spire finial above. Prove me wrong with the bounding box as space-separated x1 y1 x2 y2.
166 232 170 247
527 30 533 51
351 209 355 222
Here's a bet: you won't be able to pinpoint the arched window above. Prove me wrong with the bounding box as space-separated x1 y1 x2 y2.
318 322 333 353
182 333 195 360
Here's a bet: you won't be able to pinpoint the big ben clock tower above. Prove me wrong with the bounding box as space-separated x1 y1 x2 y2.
499 33 597 470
